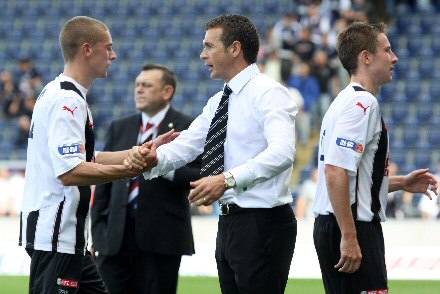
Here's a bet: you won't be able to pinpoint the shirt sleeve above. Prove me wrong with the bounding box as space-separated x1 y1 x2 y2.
144 95 220 179
230 86 297 192
48 93 87 177
325 95 378 175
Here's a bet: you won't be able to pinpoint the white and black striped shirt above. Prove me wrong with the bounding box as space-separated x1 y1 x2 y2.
313 83 389 222
19 74 95 255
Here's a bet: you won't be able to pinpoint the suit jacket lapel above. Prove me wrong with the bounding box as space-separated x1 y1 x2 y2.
158 107 177 136
126 114 143 147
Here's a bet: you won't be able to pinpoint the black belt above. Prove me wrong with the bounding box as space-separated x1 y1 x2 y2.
219 203 286 216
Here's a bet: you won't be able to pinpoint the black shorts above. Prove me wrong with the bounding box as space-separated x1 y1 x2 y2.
26 249 107 294
313 214 388 294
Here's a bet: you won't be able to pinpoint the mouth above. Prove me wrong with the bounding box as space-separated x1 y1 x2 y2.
206 64 213 71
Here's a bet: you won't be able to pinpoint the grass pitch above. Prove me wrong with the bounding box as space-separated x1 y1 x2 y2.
1 276 439 293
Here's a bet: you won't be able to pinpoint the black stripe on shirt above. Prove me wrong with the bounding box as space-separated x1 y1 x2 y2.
370 117 388 217
51 199 65 252
60 81 84 99
353 85 366 92
18 212 23 246
26 210 40 249
76 186 91 254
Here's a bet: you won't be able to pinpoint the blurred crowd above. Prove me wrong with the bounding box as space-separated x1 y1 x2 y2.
0 58 42 150
1 0 440 219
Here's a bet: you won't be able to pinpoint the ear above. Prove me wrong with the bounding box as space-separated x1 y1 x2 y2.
360 50 370 65
163 85 174 101
229 41 242 58
82 43 92 57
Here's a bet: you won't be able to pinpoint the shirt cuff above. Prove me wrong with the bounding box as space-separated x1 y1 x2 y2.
161 170 175 181
229 165 254 194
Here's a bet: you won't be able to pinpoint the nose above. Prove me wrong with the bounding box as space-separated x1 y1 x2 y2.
200 49 207 60
111 50 117 60
391 50 398 63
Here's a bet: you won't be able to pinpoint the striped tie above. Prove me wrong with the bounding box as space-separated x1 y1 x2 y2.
128 122 154 218
200 85 232 177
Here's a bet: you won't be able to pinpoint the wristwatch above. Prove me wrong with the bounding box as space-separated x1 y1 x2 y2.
223 171 236 189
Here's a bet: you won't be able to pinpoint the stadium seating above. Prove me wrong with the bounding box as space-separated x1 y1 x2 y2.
1 0 439 172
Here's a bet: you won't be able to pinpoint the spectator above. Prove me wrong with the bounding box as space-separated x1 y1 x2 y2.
91 64 200 294
15 58 43 97
293 27 316 64
287 62 320 146
1 71 22 117
271 12 302 83
311 49 340 122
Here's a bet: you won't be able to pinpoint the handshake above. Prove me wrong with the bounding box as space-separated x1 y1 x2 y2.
123 129 179 174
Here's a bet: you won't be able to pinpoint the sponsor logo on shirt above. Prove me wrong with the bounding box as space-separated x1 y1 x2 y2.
63 105 78 117
58 143 85 155
356 101 371 114
360 290 388 294
57 278 79 288
336 137 363 153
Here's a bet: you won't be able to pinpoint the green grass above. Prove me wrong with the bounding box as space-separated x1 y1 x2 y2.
1 276 439 294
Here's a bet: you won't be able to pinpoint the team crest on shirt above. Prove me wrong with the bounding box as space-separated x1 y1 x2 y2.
58 143 85 155
336 137 363 153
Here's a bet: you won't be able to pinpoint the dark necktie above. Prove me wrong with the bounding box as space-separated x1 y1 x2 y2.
200 85 232 177
128 122 154 218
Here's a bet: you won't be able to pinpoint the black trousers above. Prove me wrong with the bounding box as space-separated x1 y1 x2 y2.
313 214 388 294
26 249 107 294
96 217 182 294
215 204 297 294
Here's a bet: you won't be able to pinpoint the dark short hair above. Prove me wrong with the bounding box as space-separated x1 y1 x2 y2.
337 22 387 76
205 14 260 64
142 64 177 98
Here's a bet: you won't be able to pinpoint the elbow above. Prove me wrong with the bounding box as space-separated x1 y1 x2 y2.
58 172 75 186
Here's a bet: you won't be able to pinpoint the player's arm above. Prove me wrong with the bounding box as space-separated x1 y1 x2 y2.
389 168 438 199
325 164 362 274
59 161 140 186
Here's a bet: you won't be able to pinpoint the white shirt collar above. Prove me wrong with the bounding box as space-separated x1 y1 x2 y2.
227 63 260 95
141 104 170 128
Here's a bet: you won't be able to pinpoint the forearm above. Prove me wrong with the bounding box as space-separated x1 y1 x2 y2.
59 161 137 186
95 150 128 165
325 164 357 238
388 175 405 193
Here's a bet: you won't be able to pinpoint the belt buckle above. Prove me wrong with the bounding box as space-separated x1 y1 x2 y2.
220 203 230 216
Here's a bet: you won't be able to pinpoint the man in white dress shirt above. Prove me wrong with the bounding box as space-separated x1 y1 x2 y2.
126 14 298 294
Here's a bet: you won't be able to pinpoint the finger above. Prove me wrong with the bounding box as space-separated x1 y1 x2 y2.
413 168 430 177
338 259 355 273
425 189 435 200
142 141 153 149
123 158 131 170
334 258 345 270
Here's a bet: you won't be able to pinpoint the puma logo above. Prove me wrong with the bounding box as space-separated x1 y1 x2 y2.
356 102 371 114
63 106 77 117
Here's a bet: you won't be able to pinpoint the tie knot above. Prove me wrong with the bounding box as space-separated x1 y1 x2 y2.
146 122 154 130
223 85 232 97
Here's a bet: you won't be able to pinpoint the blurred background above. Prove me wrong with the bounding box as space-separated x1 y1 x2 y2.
0 0 440 283
1 0 440 220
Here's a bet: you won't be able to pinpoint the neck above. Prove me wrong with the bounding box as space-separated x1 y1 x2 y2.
63 63 94 90
351 76 379 96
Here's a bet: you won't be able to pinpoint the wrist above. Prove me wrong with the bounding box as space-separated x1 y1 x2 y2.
223 171 236 189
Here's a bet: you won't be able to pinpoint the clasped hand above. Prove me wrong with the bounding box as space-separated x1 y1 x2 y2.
123 129 179 172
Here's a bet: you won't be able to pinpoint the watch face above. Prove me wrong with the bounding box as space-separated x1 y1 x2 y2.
226 177 235 187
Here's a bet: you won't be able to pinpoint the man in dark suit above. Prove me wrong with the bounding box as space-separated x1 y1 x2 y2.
91 64 200 294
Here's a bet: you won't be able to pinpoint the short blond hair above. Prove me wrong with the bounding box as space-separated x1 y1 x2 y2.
59 16 109 62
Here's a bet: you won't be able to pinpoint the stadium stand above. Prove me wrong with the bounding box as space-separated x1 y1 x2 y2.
1 0 440 204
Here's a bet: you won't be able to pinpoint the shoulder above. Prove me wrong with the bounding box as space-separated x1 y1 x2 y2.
167 107 194 123
110 113 140 128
